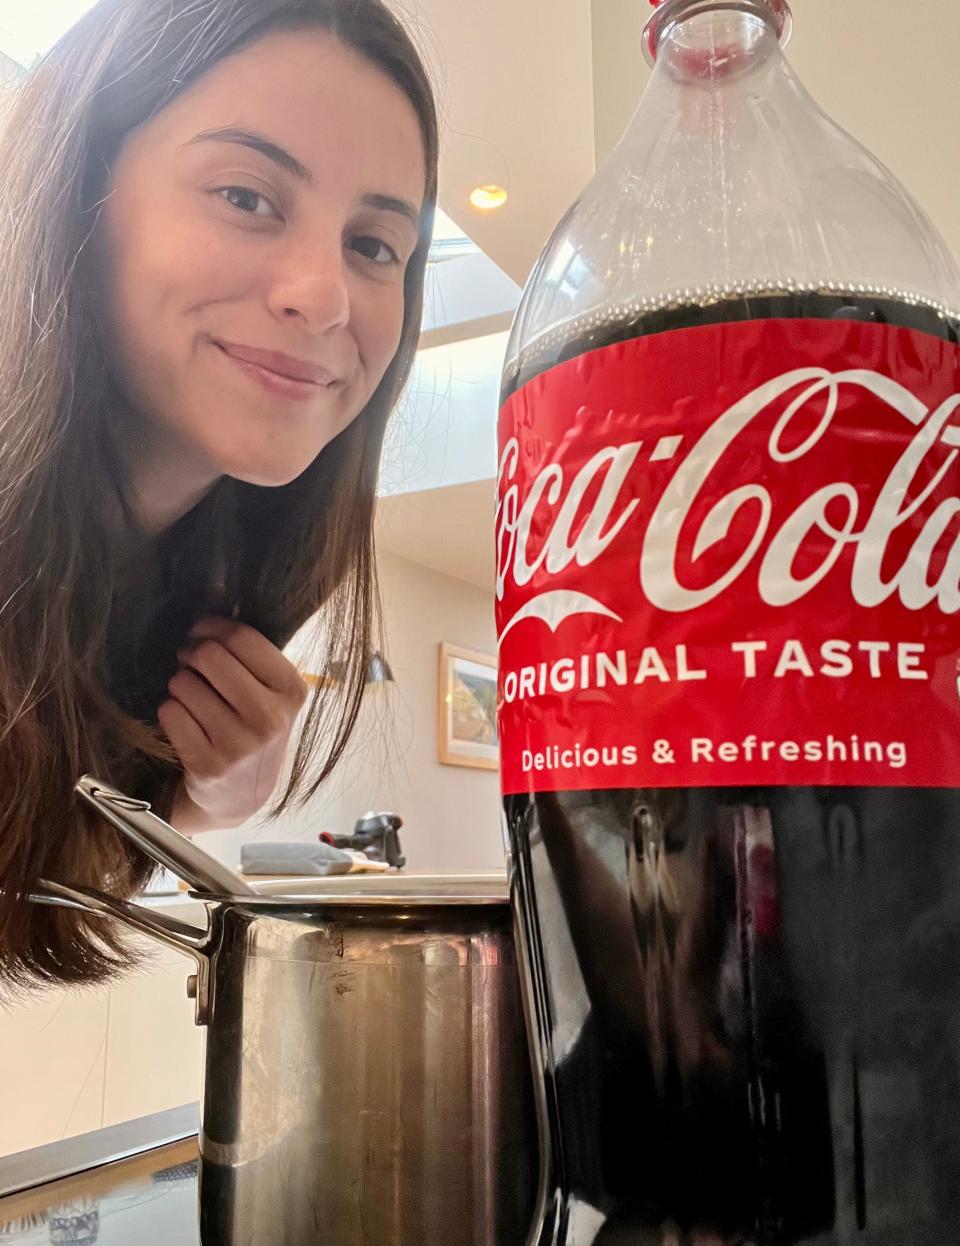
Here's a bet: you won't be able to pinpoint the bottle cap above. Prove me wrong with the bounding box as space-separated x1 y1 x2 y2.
643 0 791 66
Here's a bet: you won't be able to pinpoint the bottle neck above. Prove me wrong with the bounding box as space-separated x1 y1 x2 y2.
643 0 792 69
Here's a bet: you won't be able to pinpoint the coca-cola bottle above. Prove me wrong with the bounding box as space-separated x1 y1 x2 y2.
497 1 960 1243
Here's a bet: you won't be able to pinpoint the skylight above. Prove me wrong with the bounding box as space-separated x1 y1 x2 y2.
0 0 98 68
429 208 477 265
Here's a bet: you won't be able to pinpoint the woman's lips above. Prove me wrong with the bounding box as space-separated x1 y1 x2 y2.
213 340 340 401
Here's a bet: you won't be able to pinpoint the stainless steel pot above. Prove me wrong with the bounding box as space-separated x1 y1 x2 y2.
30 778 540 1246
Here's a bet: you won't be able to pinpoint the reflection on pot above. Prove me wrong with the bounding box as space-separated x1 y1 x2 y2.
152 1160 199 1186
47 1198 98 1245
0 1212 48 1240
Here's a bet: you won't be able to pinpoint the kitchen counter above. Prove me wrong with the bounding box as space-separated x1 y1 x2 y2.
0 1107 201 1244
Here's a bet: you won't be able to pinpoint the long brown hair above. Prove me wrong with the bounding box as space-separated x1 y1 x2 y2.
0 0 438 990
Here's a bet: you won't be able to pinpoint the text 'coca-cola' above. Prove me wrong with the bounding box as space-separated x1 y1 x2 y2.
496 316 960 794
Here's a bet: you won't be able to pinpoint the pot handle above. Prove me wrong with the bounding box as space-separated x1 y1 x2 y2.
30 879 215 1026
75 773 255 898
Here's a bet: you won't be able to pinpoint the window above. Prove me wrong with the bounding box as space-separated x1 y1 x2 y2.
0 2 100 72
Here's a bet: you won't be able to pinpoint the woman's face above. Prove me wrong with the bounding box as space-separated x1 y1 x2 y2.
95 28 427 529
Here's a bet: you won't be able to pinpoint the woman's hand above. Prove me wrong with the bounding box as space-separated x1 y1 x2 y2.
159 615 309 830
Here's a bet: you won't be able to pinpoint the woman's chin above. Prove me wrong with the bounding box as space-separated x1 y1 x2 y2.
204 420 347 490
219 454 317 489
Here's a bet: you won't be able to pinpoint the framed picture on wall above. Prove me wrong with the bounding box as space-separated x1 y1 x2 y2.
437 643 499 770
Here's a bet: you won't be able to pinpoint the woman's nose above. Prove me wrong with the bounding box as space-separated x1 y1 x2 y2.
266 239 350 332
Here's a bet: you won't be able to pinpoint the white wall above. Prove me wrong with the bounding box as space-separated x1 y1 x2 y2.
203 548 505 876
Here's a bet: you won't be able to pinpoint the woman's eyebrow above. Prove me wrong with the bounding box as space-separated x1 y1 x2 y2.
361 192 422 232
182 126 421 229
184 126 314 184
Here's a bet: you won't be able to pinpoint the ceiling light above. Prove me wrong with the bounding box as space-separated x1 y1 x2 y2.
469 185 508 211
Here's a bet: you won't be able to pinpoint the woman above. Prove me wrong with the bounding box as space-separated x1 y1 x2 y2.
0 0 438 988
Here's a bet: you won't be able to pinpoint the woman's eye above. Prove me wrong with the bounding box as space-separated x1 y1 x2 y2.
217 186 279 220
349 235 400 266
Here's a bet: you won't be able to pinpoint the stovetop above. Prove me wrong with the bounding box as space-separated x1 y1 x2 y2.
0 1139 200 1245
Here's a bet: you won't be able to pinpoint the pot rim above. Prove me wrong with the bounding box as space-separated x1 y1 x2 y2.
191 892 510 909
193 873 511 907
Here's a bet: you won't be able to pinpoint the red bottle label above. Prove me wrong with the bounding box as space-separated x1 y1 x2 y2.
496 317 960 795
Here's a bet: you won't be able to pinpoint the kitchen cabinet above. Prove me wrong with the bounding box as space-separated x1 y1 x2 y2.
0 987 109 1155
0 901 204 1159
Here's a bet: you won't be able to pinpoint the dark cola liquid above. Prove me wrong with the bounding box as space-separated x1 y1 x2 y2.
502 292 960 1246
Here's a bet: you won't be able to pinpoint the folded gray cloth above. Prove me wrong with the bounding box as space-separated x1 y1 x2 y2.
241 841 355 877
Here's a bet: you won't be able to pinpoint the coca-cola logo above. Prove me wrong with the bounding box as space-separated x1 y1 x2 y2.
497 367 960 639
